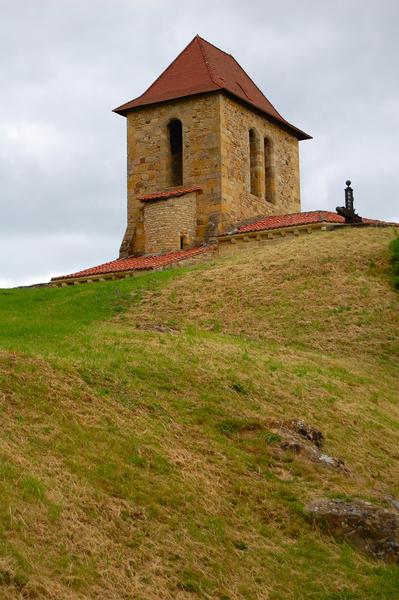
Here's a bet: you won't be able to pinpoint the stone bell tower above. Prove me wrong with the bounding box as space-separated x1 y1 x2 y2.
114 35 311 258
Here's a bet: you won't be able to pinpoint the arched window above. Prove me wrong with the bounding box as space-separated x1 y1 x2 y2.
249 129 261 197
264 137 275 204
168 119 183 187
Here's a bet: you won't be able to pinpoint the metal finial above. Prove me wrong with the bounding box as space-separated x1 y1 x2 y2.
346 180 351 187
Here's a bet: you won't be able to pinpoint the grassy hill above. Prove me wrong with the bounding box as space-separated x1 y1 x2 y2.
0 227 398 599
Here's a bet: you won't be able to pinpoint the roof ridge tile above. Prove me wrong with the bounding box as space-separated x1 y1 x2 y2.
196 36 219 88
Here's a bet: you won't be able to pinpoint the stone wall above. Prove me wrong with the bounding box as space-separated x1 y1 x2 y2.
119 91 303 258
120 93 222 257
219 95 300 232
143 191 197 254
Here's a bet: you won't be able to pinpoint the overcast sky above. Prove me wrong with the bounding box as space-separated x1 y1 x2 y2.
1 0 398 287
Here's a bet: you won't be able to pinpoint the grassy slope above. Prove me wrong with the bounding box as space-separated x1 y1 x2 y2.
0 227 398 599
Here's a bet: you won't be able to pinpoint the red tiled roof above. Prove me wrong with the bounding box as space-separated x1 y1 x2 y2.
221 211 398 236
234 211 345 234
113 35 311 141
140 186 201 201
51 245 214 282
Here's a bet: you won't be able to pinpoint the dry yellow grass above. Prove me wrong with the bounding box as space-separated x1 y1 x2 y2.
130 227 398 360
0 226 398 599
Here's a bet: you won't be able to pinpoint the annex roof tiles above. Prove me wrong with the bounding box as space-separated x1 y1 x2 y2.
235 211 345 233
139 186 201 202
221 211 397 236
51 245 214 282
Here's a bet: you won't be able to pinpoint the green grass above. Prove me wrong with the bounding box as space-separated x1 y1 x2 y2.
0 227 398 598
390 235 399 289
0 269 181 356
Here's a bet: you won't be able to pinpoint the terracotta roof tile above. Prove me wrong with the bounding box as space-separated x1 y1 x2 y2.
51 245 214 282
140 186 201 201
221 211 398 235
235 211 345 233
113 35 311 141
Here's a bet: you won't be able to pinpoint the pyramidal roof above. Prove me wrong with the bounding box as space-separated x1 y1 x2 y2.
113 36 311 140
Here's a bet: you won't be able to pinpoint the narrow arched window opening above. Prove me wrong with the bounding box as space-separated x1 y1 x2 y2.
264 137 274 204
168 119 183 187
249 129 261 197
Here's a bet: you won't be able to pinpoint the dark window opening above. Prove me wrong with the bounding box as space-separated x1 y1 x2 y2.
249 129 261 197
179 234 185 250
264 137 274 203
168 119 183 187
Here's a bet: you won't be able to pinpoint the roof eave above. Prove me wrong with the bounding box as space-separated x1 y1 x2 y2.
218 90 312 140
112 87 220 116
282 123 312 141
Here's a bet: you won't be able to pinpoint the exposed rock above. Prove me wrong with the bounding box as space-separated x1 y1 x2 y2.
317 453 346 470
307 498 399 562
279 436 349 474
280 440 304 454
282 419 324 448
269 419 349 474
384 495 399 513
269 419 351 475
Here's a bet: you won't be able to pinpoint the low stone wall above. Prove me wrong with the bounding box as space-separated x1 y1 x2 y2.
217 222 343 256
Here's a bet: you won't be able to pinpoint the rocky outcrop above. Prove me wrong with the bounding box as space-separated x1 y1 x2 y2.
269 419 349 474
282 419 324 448
307 499 399 562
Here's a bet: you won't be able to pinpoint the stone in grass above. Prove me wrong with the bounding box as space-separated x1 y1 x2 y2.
269 418 349 474
278 434 349 475
307 498 399 562
385 495 399 513
317 453 346 470
282 419 324 448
